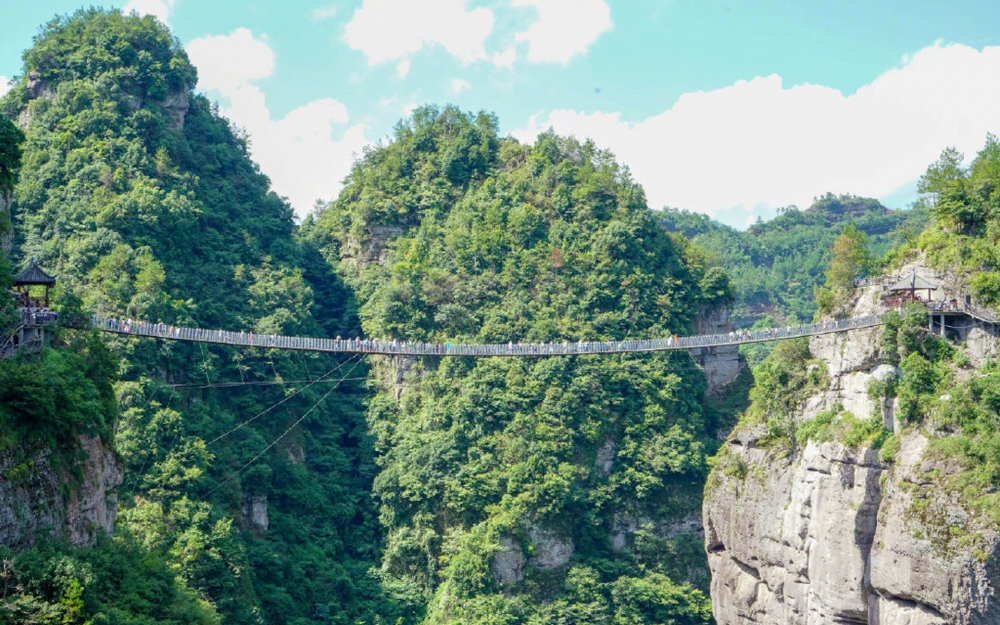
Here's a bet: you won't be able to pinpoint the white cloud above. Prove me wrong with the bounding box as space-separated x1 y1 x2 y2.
122 0 175 24
0 77 11 99
512 0 612 64
492 46 516 68
514 44 1000 224
187 29 368 217
344 0 494 66
451 78 471 93
187 29 274 93
396 58 411 79
311 4 337 21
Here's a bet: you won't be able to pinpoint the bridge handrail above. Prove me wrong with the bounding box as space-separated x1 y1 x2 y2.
89 312 889 357
852 275 900 289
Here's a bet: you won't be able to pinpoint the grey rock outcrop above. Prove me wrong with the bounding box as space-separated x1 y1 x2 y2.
526 522 573 569
492 522 574 585
691 306 743 398
242 495 269 531
492 537 526 585
0 435 122 547
163 89 189 131
705 272 1000 624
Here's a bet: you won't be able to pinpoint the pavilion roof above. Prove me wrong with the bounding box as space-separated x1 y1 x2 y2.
13 257 56 286
887 270 938 292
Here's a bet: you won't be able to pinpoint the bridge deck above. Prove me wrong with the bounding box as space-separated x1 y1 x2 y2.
92 314 887 357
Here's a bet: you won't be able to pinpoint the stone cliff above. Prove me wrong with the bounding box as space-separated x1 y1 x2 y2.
691 305 743 398
704 264 1000 624
0 434 122 548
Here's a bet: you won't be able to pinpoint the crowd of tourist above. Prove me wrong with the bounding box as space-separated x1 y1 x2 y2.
90 313 884 356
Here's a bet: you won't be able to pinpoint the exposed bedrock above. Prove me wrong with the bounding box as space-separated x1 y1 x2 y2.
0 435 122 548
704 270 1000 624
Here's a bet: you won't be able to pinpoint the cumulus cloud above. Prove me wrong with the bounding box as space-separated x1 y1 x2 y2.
122 0 175 24
310 4 337 21
187 29 274 93
396 58 411 79
344 0 494 65
492 46 516 68
0 77 11 99
187 29 368 217
514 44 1000 225
512 0 612 64
451 78 471 93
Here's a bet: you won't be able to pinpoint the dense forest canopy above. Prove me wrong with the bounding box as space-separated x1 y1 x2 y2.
1 9 383 624
658 194 928 326
914 135 1000 308
313 105 724 624
5 7 985 625
0 9 730 625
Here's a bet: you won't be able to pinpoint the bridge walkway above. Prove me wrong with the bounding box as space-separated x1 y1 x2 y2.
91 314 886 357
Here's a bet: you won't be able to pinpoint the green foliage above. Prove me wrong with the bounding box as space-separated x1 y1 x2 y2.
0 117 24 197
317 105 717 621
918 362 1000 523
744 338 826 439
0 335 117 457
0 535 219 624
878 304 941 366
916 136 1000 274
794 406 888 451
658 194 927 325
916 140 1000 234
1 9 389 624
824 223 873 290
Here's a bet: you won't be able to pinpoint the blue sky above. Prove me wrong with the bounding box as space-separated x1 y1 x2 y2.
4 1 1000 226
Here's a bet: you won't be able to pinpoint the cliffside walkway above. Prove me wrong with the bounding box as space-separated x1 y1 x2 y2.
91 314 887 357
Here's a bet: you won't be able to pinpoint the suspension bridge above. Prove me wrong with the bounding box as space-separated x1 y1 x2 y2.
88 313 888 357
7 259 997 359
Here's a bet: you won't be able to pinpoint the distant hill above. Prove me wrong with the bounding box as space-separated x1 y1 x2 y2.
657 193 929 325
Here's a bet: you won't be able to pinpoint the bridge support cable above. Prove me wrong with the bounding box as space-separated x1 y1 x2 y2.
199 355 366 502
204 353 364 448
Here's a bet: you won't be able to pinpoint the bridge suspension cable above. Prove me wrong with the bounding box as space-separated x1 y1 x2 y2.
200 355 365 501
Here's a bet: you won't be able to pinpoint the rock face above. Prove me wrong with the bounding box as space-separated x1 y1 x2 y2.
163 89 189 131
242 495 269 531
493 536 526 585
706 439 884 624
0 435 122 548
691 306 744 398
491 522 574 585
704 271 1000 624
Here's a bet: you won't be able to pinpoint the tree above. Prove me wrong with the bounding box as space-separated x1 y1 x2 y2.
0 117 24 248
0 118 23 197
917 146 989 232
918 146 966 201
824 223 872 290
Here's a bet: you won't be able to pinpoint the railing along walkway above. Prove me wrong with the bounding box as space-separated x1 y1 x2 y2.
91 314 886 358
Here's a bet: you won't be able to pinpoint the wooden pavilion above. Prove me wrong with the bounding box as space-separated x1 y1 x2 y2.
887 269 938 302
13 257 56 308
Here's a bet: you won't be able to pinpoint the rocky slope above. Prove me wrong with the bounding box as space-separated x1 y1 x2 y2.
704 264 1000 624
0 434 121 547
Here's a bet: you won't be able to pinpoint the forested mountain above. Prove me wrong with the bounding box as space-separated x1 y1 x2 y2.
0 9 730 625
658 195 928 325
1 10 383 624
311 106 726 624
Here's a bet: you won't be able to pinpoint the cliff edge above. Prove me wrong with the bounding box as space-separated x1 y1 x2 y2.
704 263 1000 624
